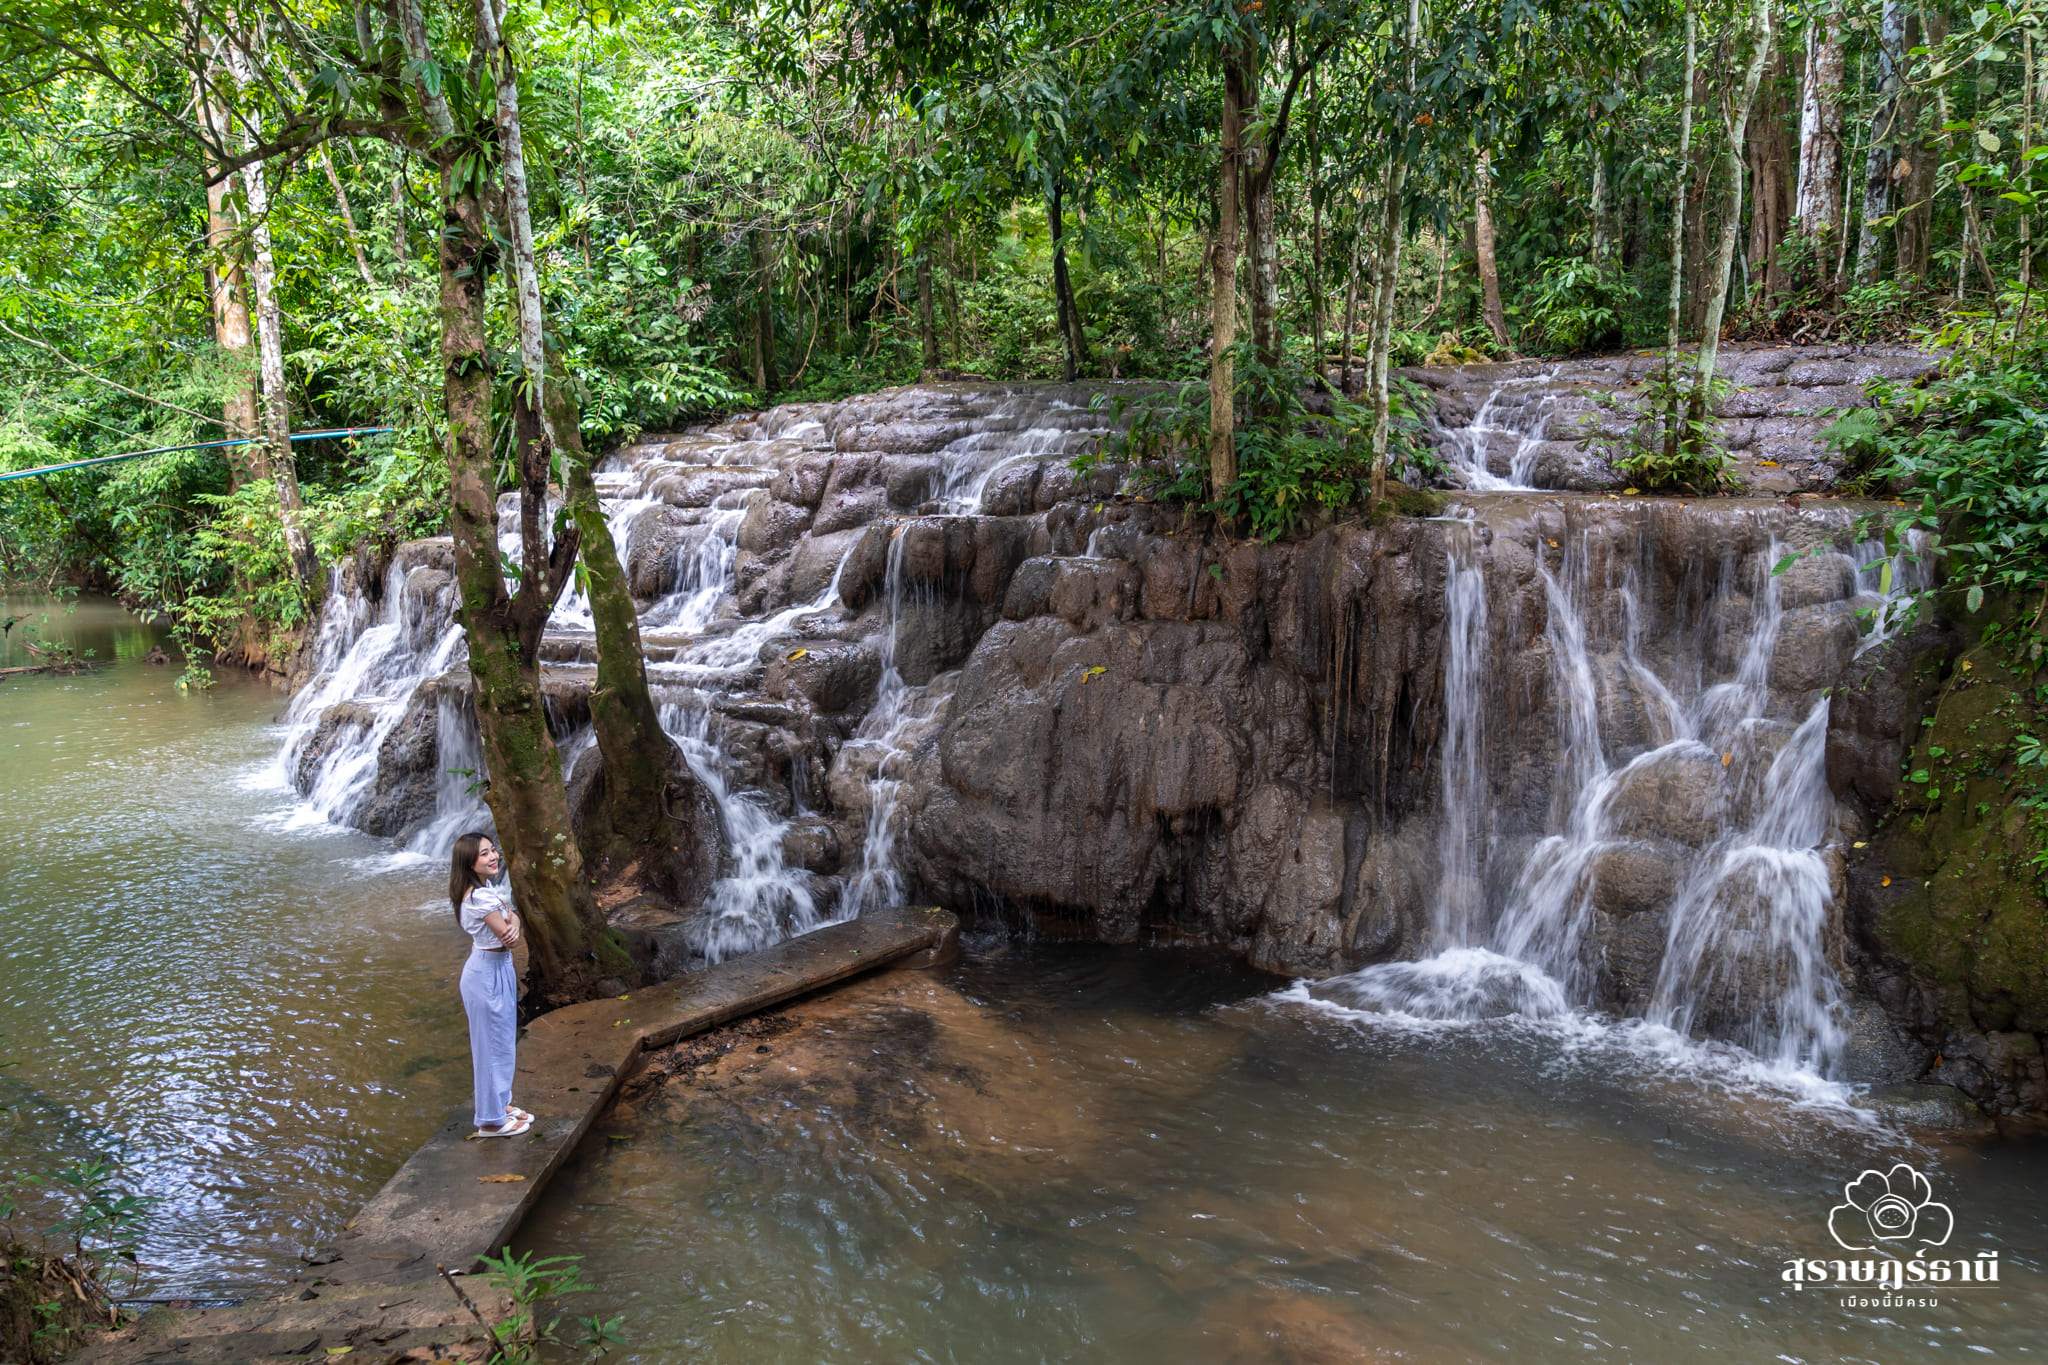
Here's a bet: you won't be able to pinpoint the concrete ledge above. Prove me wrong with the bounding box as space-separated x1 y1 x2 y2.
329 905 955 1282
71 906 955 1361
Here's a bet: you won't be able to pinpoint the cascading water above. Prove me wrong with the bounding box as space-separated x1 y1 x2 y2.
274 383 1120 964
1313 504 1922 1084
656 699 821 963
1431 367 1565 491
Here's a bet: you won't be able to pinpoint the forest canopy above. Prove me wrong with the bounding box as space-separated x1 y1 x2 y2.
0 0 2041 656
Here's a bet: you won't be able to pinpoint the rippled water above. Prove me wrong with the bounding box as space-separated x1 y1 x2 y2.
522 939 2048 1362
0 597 466 1297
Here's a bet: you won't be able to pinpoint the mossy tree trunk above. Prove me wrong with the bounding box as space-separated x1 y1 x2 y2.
436 162 624 1007
1208 47 1248 504
552 381 697 888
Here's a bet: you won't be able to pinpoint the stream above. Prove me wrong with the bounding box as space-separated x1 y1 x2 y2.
519 938 2048 1361
5 359 2046 1354
0 596 464 1299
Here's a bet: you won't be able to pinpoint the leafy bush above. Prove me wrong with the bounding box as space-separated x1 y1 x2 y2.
1084 350 1435 540
472 1249 623 1363
1608 362 1738 493
1514 255 1636 355
1838 331 2048 629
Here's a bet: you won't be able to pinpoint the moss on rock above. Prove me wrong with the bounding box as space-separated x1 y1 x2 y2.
1863 639 2048 1110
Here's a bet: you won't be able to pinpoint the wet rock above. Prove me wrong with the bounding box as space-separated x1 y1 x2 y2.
1770 601 1861 693
1588 840 1680 917
1774 550 1856 610
764 640 881 715
1607 747 1728 847
780 817 843 874
738 497 813 555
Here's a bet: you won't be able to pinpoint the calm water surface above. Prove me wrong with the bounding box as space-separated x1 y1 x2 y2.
522 939 2048 1363
0 597 466 1297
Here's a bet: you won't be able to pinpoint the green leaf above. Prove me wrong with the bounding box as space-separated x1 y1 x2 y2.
1977 128 2002 154
1966 584 1984 612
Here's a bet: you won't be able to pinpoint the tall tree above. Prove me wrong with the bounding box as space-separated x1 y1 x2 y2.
1793 1 1847 291
1688 0 1774 430
1852 1 1907 283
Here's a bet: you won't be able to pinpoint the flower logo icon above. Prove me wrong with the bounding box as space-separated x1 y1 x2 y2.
1828 1163 1953 1255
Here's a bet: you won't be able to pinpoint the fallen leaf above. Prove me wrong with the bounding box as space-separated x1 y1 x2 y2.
1546 538 1559 548
615 993 631 1001
1880 875 1893 887
786 647 808 661
1081 665 1107 684
478 1174 527 1184
1853 840 1868 849
1622 487 1641 497
1961 659 1974 671
1721 752 1733 767
1757 459 1780 468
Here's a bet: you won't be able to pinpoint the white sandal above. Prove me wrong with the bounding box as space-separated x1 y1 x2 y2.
507 1106 534 1124
471 1114 532 1139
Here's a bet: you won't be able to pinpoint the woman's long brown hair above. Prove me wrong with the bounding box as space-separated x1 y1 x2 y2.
449 831 493 923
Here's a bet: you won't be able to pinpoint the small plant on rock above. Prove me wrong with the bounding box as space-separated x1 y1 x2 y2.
471 1249 623 1364
1610 362 1738 493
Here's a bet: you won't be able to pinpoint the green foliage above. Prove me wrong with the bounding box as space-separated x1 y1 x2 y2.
1513 255 1635 355
1 1143 149 1364
475 1248 623 1364
1609 362 1738 493
1088 351 1435 541
1842 329 2048 633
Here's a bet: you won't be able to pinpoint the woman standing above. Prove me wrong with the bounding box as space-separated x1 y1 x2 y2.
449 832 533 1138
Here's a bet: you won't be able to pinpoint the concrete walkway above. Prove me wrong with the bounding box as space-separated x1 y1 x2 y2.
75 905 957 1363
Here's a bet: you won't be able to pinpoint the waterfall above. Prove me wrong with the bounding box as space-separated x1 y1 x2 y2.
656 700 821 964
1432 526 1490 947
836 529 924 919
1432 367 1564 491
273 383 1120 968
1316 512 1916 1081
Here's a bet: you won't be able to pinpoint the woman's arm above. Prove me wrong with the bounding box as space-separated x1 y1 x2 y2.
483 907 520 945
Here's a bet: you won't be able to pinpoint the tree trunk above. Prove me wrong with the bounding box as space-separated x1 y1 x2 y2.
389 161 409 266
191 44 262 488
473 0 552 439
437 168 621 1007
1246 140 1281 369
224 32 317 596
1681 47 1715 334
1794 6 1847 246
752 226 778 396
1689 0 1773 431
916 251 940 371
1339 226 1362 391
1855 0 1907 284
1369 0 1420 506
1590 136 1611 261
1208 53 1248 503
316 146 374 287
554 386 694 890
1473 145 1511 350
1666 1 1698 356
1746 50 1794 303
1048 179 1090 381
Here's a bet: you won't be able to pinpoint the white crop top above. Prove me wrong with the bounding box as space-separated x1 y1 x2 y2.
460 882 518 950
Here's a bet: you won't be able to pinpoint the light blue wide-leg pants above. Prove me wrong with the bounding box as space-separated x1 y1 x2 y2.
461 948 518 1127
